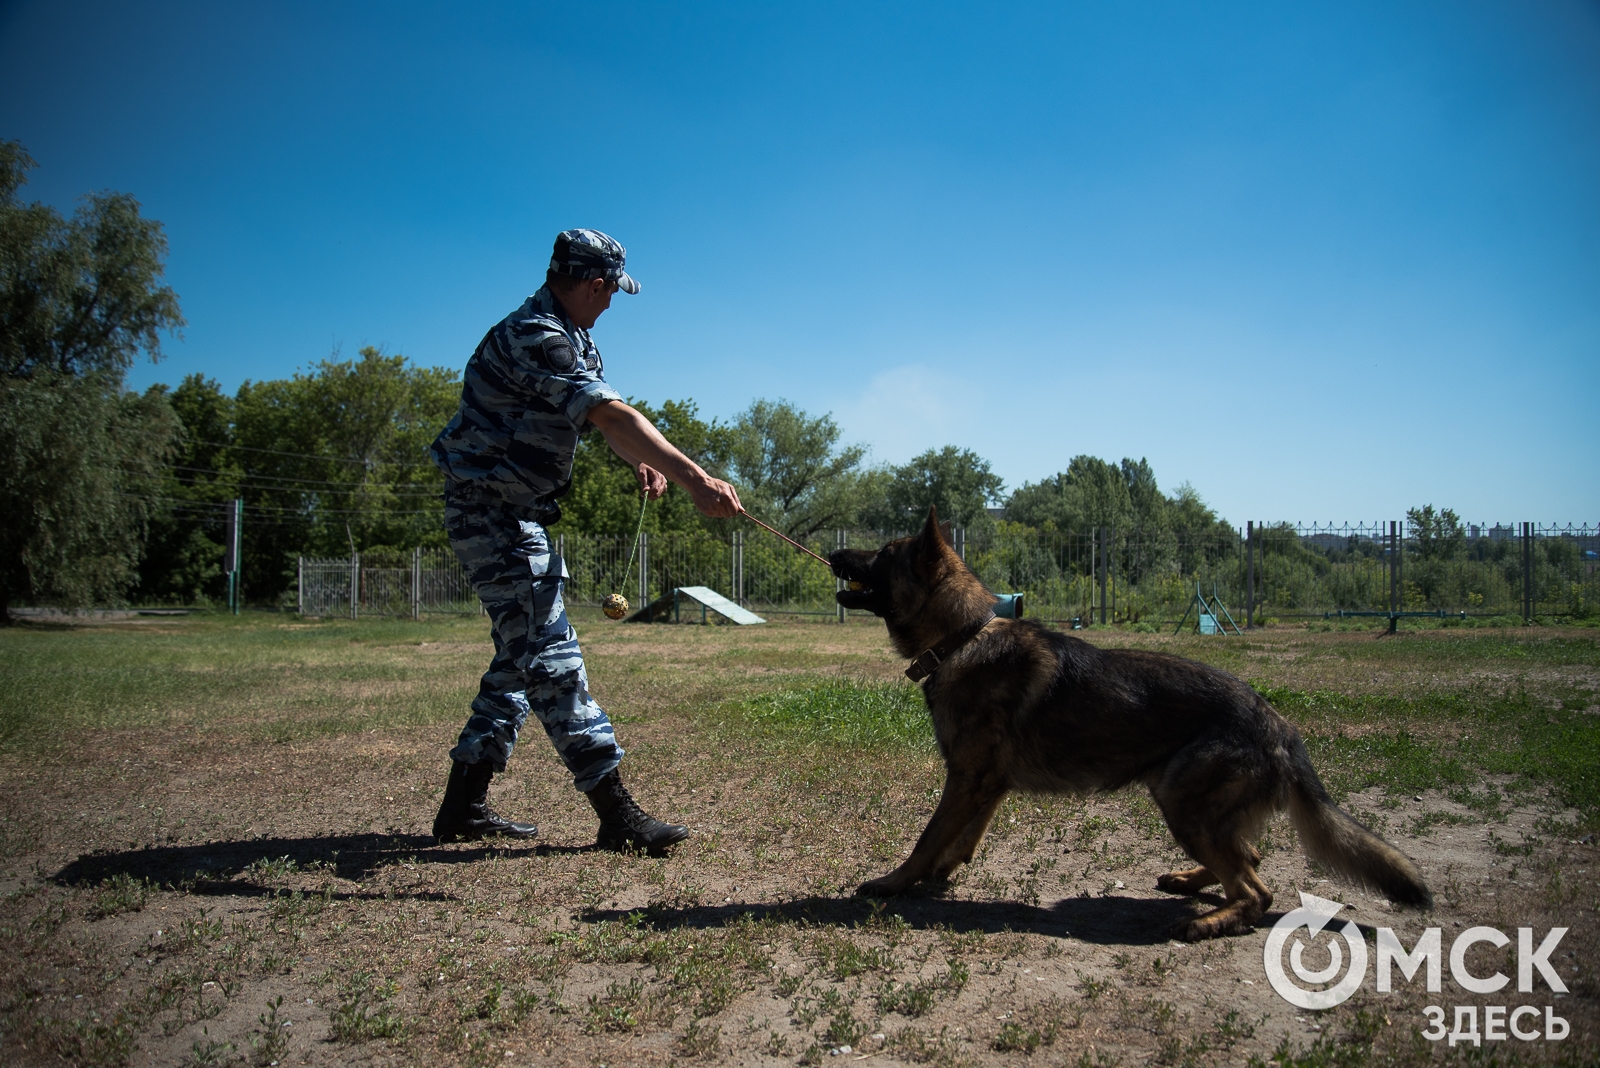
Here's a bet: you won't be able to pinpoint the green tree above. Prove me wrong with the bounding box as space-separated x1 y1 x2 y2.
226 347 459 602
1406 504 1465 561
865 445 1005 531
0 141 183 618
1005 455 1133 532
132 374 238 604
725 399 870 539
561 398 730 535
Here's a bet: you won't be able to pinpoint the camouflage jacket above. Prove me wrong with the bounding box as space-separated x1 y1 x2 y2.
430 286 623 521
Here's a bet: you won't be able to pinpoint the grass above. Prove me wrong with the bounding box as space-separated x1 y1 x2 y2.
0 612 1595 1066
1262 685 1600 821
738 677 934 750
0 614 492 750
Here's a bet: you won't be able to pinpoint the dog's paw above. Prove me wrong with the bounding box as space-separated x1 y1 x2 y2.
1156 874 1203 895
1156 867 1218 895
1171 909 1255 942
855 877 904 898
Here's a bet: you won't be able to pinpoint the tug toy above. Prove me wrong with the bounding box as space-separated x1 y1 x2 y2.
739 510 834 568
605 491 651 620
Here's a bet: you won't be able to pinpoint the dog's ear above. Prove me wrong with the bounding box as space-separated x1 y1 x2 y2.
916 505 950 565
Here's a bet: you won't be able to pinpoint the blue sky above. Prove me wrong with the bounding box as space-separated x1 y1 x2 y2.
2 1 1596 526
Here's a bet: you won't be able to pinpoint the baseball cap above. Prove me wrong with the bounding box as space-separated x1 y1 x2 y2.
548 229 640 294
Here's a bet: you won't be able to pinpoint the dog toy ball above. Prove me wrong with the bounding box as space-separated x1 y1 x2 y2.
848 581 866 592
602 593 629 620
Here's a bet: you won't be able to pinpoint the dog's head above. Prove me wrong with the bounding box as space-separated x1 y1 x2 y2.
829 506 993 656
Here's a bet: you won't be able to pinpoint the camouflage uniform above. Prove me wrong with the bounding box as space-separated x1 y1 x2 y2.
430 230 637 791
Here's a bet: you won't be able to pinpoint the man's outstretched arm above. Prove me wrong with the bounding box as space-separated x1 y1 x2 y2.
585 400 743 518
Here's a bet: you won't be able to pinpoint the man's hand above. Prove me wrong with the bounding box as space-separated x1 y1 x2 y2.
687 475 742 518
634 464 668 500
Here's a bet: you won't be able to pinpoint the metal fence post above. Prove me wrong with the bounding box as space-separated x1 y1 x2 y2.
1098 526 1109 625
297 555 304 616
1522 522 1533 622
350 551 359 620
1388 520 1398 629
735 530 744 606
954 526 966 562
412 546 421 622
1244 523 1254 629
1395 518 1408 617
837 529 847 623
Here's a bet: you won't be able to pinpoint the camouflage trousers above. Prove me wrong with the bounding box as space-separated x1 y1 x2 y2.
444 484 623 791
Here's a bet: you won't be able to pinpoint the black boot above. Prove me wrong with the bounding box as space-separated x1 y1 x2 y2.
432 760 538 843
585 770 689 855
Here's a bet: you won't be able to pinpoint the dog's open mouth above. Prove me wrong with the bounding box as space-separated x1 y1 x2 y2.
829 548 884 613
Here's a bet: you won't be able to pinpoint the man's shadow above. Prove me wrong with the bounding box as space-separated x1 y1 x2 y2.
51 833 587 902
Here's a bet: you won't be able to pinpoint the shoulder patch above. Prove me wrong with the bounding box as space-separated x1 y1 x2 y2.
541 336 578 373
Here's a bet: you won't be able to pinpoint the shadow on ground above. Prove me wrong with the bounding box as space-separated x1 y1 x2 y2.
51 832 591 891
582 891 1237 946
51 837 1300 946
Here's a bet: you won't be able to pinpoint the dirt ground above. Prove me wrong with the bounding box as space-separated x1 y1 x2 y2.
0 619 1595 1067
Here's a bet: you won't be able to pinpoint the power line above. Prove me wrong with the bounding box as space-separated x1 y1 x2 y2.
112 460 445 495
117 493 443 518
189 439 439 467
159 461 444 491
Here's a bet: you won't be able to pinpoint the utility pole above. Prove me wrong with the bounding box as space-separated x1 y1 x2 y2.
224 498 243 615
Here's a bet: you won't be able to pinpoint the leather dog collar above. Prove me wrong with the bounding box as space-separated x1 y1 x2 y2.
905 614 997 683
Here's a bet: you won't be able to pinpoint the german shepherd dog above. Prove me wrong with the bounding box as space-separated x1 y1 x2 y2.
829 508 1431 940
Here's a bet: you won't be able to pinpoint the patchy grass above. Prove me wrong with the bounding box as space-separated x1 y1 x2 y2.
0 614 1594 1066
1262 685 1600 821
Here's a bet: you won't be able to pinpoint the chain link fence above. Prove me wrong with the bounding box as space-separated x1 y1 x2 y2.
296 522 1599 624
297 548 477 619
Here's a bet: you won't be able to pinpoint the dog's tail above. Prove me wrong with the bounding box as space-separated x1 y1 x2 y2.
1282 733 1433 909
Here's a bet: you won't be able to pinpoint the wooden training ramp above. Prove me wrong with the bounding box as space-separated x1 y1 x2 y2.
624 586 766 625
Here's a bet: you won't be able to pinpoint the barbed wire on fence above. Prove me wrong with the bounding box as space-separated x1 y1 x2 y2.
294 522 1599 623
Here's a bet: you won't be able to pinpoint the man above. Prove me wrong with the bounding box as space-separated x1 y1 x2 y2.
427 228 741 852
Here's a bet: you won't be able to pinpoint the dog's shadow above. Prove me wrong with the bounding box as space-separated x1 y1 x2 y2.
55 839 1247 945
50 833 588 902
584 890 1223 946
